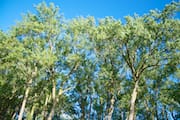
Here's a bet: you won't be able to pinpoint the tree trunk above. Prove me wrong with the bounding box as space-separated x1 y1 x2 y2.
80 97 86 120
154 89 159 120
107 95 115 120
11 112 16 120
98 100 104 120
47 101 56 120
30 104 35 119
88 95 92 120
143 99 150 119
104 95 115 120
47 80 56 120
42 94 50 120
121 109 126 120
18 79 32 120
128 79 139 120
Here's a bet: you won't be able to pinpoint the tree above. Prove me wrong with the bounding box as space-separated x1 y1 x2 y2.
0 31 25 119
118 2 180 119
0 1 179 120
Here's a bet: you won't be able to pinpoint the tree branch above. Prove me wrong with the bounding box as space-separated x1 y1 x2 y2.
58 86 74 96
67 62 79 77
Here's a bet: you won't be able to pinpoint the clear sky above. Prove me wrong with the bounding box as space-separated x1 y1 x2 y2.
0 0 179 31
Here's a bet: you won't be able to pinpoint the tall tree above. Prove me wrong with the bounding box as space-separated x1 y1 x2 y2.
0 1 179 120
118 2 180 119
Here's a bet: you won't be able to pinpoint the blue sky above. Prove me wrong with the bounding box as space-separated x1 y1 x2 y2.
0 0 179 31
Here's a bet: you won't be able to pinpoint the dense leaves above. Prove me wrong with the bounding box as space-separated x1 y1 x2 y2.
0 2 179 120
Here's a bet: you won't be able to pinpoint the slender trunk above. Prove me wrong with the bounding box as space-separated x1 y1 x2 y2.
12 112 16 120
30 105 35 119
47 80 56 120
41 94 50 120
121 111 124 120
104 95 115 120
80 97 85 120
128 79 139 120
88 95 92 120
121 109 126 120
107 95 115 120
143 100 149 119
105 93 111 117
47 102 56 120
151 110 155 120
102 103 106 120
79 95 88 120
18 79 32 120
155 92 159 120
98 99 104 120
18 87 30 120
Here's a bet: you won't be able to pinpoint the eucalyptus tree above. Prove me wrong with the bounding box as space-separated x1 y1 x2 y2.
33 3 62 119
69 2 180 120
0 31 25 119
11 9 52 120
30 3 80 119
0 1 179 120
117 2 180 119
67 16 127 119
92 17 125 120
66 17 98 119
9 2 72 119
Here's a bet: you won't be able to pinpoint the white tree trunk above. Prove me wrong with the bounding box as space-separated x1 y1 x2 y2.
107 95 115 120
128 80 139 120
47 80 56 120
41 94 50 119
104 95 115 120
18 83 31 120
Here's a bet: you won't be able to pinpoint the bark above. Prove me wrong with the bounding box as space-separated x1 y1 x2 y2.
152 114 155 120
121 110 126 120
47 85 73 120
80 97 86 120
47 80 56 120
97 100 104 120
18 79 32 120
107 95 115 120
30 105 35 119
88 95 92 120
47 101 56 120
143 100 151 120
154 89 159 120
121 111 124 120
41 94 50 120
104 95 115 120
27 104 35 120
128 79 139 120
11 112 16 120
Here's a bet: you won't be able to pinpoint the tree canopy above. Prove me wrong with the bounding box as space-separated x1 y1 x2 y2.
0 2 180 120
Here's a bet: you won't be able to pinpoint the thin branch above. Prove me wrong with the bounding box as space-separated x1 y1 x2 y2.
67 62 79 77
139 61 160 76
58 86 74 96
122 44 136 77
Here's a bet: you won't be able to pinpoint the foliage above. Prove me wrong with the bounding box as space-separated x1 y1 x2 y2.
0 1 179 120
